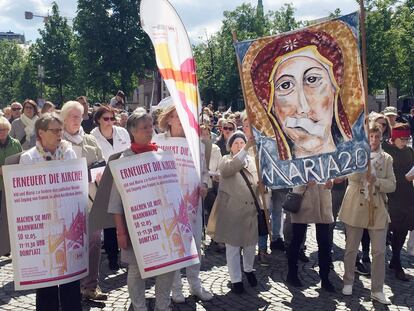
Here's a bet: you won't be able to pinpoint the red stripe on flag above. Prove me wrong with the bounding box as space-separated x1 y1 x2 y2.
159 58 198 85
178 91 200 135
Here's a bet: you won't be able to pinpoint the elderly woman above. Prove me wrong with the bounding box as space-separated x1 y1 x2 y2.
108 108 174 311
383 123 414 282
154 104 212 302
10 99 39 150
215 119 237 156
19 113 81 311
339 122 396 304
0 117 22 208
60 101 107 301
207 131 258 294
91 105 130 270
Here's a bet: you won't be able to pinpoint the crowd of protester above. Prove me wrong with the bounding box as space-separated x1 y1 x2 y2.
0 96 413 310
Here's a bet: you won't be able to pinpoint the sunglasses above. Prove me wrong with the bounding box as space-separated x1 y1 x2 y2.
102 117 116 121
222 126 235 131
11 107 22 111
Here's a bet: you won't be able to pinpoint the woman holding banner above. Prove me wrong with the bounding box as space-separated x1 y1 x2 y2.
339 122 395 304
19 113 81 311
155 104 213 302
61 101 107 301
91 105 130 271
108 108 175 311
207 131 258 294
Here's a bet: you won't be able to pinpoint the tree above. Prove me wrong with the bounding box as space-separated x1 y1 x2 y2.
365 0 399 98
74 0 116 100
194 3 301 108
74 0 155 101
393 0 414 95
268 3 300 34
16 45 40 101
0 40 25 106
36 2 75 105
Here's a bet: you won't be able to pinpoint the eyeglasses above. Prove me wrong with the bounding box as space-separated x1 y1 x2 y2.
11 107 22 111
102 117 116 121
47 128 63 134
222 126 235 131
24 105 35 110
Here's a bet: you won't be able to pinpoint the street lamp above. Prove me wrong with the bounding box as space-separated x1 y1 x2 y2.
24 11 48 23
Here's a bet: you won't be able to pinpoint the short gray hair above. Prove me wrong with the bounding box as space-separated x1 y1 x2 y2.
35 113 63 139
126 108 152 141
60 101 84 121
0 116 11 131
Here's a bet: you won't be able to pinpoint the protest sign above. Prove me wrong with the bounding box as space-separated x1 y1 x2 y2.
109 150 199 278
3 158 89 290
153 135 203 244
234 12 369 188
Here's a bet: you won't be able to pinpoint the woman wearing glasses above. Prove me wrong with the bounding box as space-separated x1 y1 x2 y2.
383 123 414 281
10 99 39 150
19 113 81 311
91 105 130 271
215 119 237 156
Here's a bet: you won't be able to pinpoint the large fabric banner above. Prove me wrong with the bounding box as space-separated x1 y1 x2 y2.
109 151 199 279
153 135 203 245
235 12 369 189
3 159 89 290
140 0 202 179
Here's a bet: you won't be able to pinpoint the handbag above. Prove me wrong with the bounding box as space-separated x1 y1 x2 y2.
239 170 268 236
282 191 304 214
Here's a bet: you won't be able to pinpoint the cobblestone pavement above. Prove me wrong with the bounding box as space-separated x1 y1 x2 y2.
1 224 413 310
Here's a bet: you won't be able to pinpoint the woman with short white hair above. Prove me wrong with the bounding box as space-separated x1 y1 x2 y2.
61 100 107 301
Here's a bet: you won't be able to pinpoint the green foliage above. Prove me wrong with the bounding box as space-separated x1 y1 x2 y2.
16 45 40 101
0 40 25 106
36 2 75 105
74 0 155 102
194 3 301 109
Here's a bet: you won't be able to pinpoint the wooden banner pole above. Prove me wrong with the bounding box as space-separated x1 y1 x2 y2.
232 30 272 241
359 1 375 227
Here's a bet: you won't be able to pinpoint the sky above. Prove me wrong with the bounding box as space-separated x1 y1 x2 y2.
0 0 359 44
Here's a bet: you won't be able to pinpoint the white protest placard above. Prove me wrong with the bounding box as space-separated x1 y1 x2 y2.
109 150 199 278
3 159 89 290
153 136 203 243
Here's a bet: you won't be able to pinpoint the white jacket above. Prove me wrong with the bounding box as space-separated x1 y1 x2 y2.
90 126 130 161
20 144 76 164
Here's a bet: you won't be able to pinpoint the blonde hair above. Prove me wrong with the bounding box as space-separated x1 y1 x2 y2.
157 105 176 132
0 116 11 131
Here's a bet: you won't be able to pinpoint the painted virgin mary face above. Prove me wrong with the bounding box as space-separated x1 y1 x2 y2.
273 55 336 157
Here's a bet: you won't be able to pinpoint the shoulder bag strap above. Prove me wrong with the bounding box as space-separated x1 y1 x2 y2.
239 169 261 214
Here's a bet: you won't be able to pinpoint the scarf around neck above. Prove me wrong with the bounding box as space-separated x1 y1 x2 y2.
63 127 85 145
20 113 39 139
36 140 71 161
130 142 158 154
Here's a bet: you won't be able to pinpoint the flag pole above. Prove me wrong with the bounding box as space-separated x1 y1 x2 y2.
232 30 272 241
359 0 374 227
